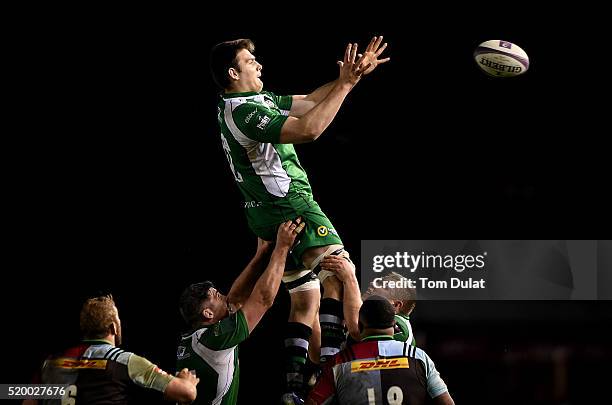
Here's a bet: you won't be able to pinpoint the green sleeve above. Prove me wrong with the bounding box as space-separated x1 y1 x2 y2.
199 310 250 350
263 91 293 111
233 102 288 144
127 354 174 392
393 314 416 346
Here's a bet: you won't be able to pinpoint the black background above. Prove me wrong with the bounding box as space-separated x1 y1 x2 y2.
3 2 611 404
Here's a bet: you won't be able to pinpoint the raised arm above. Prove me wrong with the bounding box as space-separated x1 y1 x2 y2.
226 238 274 311
241 218 305 332
289 35 389 119
289 80 337 117
278 43 370 144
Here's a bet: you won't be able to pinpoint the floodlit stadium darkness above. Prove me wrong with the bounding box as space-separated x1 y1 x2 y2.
4 5 610 405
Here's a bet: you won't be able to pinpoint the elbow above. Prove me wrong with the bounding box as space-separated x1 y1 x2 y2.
260 294 275 309
308 129 323 142
258 291 275 309
302 123 323 142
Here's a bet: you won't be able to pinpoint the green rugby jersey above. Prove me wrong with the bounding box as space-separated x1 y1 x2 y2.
176 310 249 405
217 90 314 225
393 313 416 346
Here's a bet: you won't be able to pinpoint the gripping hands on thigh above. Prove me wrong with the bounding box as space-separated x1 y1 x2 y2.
320 255 362 340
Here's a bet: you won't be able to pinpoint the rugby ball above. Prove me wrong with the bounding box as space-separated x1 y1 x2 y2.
474 40 529 77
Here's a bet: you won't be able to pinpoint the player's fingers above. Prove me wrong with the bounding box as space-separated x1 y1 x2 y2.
367 36 377 52
294 222 305 234
375 42 388 57
355 53 365 67
322 256 341 265
320 262 336 270
350 42 358 63
378 57 391 64
344 43 352 63
374 35 383 50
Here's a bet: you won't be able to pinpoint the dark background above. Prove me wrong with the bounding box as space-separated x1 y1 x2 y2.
3 3 611 404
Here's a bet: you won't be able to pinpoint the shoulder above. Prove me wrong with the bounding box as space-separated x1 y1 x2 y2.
198 311 248 346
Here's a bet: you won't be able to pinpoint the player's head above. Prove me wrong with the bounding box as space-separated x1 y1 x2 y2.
80 294 122 346
358 295 396 338
363 272 417 316
179 281 229 327
210 39 263 93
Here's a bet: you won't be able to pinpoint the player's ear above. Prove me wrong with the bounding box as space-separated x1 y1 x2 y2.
392 300 403 312
202 307 215 322
109 321 118 336
228 67 240 81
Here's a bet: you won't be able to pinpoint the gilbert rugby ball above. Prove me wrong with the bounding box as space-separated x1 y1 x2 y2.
474 40 529 77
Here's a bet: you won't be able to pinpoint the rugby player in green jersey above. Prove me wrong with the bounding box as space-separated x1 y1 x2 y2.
363 272 417 346
209 36 389 403
177 218 304 405
320 262 417 345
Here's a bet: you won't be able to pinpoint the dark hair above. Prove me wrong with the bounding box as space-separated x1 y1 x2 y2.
179 281 214 326
359 295 396 329
210 39 255 89
80 294 117 339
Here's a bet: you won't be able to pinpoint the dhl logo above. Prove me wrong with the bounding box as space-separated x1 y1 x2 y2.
52 358 108 369
351 358 409 373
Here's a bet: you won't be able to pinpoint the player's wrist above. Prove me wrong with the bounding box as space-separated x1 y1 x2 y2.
273 245 290 255
335 80 354 92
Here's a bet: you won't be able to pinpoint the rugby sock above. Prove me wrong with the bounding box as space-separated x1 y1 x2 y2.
284 321 312 394
319 298 345 364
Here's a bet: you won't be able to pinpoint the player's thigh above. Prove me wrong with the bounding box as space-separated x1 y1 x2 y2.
289 288 320 318
293 205 343 265
321 274 343 300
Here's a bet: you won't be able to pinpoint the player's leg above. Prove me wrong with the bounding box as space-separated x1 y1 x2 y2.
308 312 321 365
303 245 353 364
292 203 353 365
282 273 320 401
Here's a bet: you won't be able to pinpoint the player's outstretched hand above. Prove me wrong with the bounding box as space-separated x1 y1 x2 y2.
337 42 371 87
320 255 356 283
276 217 305 249
358 35 390 76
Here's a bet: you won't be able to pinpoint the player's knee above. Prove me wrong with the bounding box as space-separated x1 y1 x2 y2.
283 270 320 295
302 244 344 269
313 247 354 278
